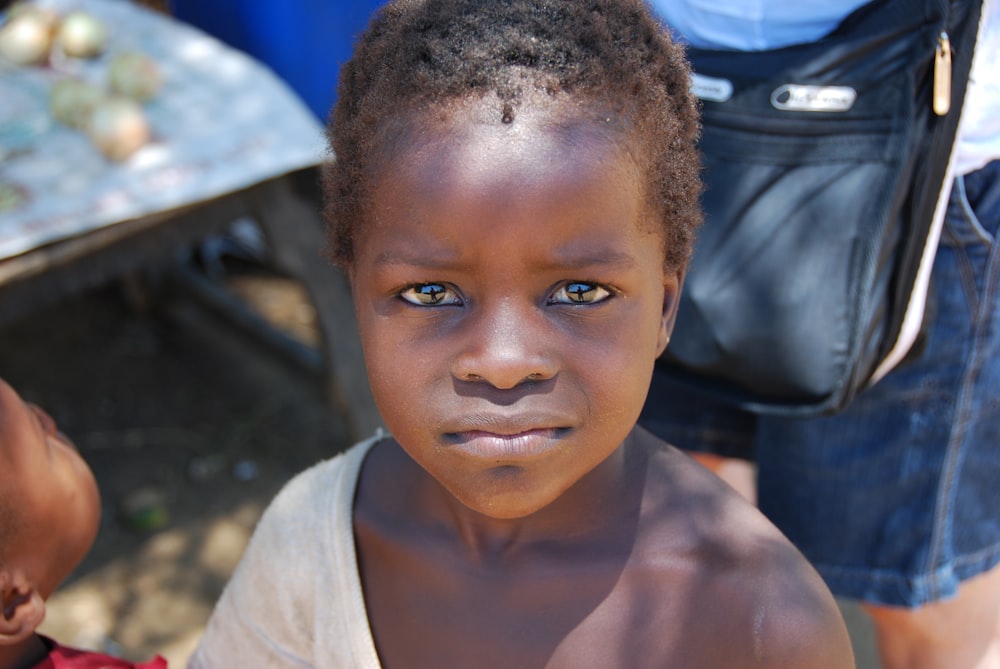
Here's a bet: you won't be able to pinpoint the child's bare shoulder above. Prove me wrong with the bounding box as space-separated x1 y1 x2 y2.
625 428 855 668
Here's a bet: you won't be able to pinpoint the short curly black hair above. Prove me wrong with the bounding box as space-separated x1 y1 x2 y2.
323 0 702 272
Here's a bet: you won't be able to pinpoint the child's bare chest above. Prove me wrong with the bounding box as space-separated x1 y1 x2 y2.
358 544 735 669
363 557 628 668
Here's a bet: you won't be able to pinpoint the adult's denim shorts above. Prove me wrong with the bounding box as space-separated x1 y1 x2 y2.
639 159 1000 608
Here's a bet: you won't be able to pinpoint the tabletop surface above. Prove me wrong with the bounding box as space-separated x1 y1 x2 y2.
0 0 328 263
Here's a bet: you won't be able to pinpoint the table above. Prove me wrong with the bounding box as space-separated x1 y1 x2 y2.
0 0 381 439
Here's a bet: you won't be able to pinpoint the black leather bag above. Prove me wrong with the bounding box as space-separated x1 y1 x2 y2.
654 0 983 415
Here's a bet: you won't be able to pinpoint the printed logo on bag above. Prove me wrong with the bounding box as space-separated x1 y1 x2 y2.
770 84 857 112
690 73 733 103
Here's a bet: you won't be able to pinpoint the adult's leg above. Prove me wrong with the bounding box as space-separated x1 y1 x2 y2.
863 561 1000 669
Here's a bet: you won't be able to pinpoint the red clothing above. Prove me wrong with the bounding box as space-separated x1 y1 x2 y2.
33 637 167 669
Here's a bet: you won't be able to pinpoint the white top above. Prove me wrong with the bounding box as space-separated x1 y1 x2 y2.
651 0 871 50
650 0 1000 174
954 0 1000 174
188 436 383 669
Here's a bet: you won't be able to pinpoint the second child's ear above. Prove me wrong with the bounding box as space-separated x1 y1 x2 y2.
0 570 45 645
656 269 685 357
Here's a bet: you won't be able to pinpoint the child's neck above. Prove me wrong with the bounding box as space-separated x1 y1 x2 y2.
0 633 49 669
398 433 651 563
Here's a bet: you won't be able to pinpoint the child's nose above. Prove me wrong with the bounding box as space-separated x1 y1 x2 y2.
451 302 557 390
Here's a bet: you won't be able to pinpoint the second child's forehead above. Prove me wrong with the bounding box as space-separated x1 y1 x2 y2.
0 379 30 459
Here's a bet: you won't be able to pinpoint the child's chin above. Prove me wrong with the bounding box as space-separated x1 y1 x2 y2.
451 479 560 520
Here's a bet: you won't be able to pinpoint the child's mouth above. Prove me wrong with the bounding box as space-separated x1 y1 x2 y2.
444 427 566 460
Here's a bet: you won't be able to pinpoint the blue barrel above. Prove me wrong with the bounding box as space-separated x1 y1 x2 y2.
169 1 387 120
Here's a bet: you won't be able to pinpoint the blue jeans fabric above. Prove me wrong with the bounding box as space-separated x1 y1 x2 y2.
639 159 1000 607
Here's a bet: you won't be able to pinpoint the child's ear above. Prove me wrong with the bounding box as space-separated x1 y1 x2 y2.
656 269 685 357
0 569 45 645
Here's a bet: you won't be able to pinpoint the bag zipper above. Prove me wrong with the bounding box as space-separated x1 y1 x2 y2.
934 31 952 115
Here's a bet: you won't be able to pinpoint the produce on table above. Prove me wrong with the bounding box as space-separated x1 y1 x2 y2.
0 9 55 65
49 77 106 128
7 3 60 31
86 96 150 161
55 9 108 58
5 4 162 160
108 51 162 101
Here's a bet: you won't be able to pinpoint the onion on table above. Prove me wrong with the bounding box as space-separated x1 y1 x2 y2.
86 96 150 161
55 10 107 58
0 8 56 65
108 51 162 101
6 3 60 31
50 78 106 128
4 5 160 161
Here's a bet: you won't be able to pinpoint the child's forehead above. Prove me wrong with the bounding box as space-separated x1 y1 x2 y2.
372 129 638 230
355 103 666 273
373 94 637 185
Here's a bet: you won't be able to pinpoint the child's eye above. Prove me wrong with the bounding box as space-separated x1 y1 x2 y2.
549 281 613 305
399 283 462 306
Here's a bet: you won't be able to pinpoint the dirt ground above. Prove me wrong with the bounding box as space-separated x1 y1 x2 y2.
0 261 354 665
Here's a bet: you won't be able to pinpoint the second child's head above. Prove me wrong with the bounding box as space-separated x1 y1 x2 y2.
324 0 702 519
0 378 100 646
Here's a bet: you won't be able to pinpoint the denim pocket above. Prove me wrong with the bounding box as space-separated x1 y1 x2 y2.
942 160 1000 248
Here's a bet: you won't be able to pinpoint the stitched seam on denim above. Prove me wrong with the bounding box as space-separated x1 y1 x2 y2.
816 559 959 604
819 541 1000 605
816 562 947 587
926 177 996 573
956 173 994 244
927 179 1000 582
816 562 949 604
942 176 967 247
952 541 1000 571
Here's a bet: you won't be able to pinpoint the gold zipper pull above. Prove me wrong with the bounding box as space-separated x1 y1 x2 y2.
934 31 952 116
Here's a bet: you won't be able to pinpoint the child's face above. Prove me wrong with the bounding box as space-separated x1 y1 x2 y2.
0 379 100 597
351 99 680 519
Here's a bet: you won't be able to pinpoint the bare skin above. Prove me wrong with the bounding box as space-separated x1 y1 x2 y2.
0 378 102 669
348 96 855 669
863 563 1000 669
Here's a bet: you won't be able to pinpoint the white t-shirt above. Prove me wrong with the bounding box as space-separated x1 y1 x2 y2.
649 0 1000 175
189 436 383 669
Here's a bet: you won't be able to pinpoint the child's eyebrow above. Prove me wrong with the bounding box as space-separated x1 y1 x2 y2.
371 248 640 272
534 249 640 271
371 249 462 270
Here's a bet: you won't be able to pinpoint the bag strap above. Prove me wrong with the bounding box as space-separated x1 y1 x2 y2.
871 0 985 382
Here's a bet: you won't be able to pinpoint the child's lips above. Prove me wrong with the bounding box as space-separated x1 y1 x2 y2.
444 425 569 460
